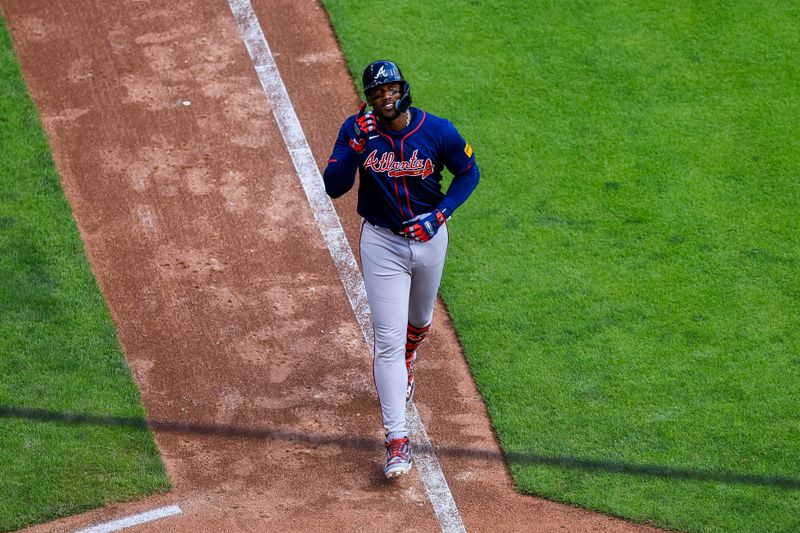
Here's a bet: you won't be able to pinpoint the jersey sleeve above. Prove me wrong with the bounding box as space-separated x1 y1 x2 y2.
441 121 476 177
436 121 480 216
322 118 360 199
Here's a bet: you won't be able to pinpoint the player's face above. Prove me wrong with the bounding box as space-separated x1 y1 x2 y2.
366 82 403 121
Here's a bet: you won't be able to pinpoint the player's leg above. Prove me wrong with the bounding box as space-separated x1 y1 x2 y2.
408 223 448 328
361 223 415 477
360 223 411 438
406 224 449 402
403 322 428 403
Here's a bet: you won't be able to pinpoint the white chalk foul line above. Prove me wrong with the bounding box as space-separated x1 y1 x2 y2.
73 505 182 533
226 1 466 532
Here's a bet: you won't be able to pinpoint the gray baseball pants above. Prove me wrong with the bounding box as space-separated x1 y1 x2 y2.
360 220 449 438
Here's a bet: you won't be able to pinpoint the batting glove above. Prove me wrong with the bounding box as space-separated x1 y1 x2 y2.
349 102 378 153
402 209 447 242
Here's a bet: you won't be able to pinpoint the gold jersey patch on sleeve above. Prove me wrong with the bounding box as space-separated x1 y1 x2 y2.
464 143 473 158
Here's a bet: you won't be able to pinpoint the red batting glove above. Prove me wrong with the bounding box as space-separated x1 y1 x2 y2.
356 106 378 136
349 102 377 153
402 210 447 242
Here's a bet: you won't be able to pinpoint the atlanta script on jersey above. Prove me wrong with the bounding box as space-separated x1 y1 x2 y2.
323 107 480 231
364 149 435 180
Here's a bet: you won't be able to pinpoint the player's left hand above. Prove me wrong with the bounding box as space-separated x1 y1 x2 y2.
402 210 447 242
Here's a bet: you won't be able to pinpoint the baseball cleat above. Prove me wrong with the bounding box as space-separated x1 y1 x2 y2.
405 350 417 404
384 436 413 479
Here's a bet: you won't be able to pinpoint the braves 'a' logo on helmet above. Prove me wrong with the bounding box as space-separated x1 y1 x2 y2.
362 60 413 113
364 149 434 180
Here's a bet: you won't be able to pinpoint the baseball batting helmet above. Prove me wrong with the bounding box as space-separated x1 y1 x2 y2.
362 60 412 113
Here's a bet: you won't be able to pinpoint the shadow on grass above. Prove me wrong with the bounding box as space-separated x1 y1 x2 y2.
3 404 798 490
0 227 61 323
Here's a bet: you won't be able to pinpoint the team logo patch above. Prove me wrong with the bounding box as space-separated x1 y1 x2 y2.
364 149 435 180
464 143 473 157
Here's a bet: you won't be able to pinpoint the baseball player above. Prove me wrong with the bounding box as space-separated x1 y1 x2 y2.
323 60 480 478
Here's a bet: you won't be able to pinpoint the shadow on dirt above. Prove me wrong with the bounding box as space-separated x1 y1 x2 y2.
3 404 798 490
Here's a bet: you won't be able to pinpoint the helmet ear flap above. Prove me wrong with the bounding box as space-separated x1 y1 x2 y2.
395 82 412 113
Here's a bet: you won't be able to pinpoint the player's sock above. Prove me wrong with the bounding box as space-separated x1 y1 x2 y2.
406 323 430 356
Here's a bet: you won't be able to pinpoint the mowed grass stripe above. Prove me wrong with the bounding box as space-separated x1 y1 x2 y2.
322 1 800 531
0 14 170 532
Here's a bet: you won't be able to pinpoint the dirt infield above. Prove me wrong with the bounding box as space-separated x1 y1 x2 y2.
5 1 662 531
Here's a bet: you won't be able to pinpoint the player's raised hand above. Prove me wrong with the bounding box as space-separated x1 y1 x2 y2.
349 102 377 153
355 102 378 135
402 210 447 242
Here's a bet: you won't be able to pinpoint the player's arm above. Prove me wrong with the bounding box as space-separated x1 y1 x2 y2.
323 119 360 198
437 125 479 218
323 104 378 199
437 158 479 218
402 126 479 242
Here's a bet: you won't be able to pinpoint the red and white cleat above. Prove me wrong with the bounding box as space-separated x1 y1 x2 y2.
384 436 413 479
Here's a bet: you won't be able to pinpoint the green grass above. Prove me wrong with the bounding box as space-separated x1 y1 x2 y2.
322 1 800 531
0 14 170 532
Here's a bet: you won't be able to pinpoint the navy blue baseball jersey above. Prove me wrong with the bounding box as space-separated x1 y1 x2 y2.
323 107 480 231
